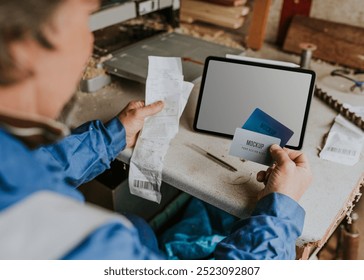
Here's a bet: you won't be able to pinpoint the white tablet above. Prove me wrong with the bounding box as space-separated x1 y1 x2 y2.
193 56 316 149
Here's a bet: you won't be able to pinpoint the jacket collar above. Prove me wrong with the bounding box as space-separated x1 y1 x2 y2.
0 109 69 149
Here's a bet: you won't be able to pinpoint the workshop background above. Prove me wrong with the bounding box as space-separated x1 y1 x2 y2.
70 0 364 260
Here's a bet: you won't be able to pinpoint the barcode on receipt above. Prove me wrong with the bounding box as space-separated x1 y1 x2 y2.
133 180 159 191
327 147 357 156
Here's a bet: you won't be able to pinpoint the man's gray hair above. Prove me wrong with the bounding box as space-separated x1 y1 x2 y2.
0 0 63 85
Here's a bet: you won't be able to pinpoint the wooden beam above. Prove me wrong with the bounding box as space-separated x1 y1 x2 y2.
200 0 247 7
246 0 272 50
180 0 246 29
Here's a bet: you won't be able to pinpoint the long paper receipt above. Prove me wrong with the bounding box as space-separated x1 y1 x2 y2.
128 56 194 203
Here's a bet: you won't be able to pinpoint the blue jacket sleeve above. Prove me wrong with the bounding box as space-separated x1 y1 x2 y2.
214 192 305 260
32 118 126 187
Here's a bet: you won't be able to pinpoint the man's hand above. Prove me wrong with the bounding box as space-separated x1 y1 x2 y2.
256 144 312 202
118 100 164 148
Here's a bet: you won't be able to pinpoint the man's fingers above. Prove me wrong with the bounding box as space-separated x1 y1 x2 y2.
256 171 266 182
138 101 164 117
127 100 145 110
272 145 310 170
284 148 310 169
270 144 291 166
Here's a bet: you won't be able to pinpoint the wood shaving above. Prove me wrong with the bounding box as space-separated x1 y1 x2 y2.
82 54 112 80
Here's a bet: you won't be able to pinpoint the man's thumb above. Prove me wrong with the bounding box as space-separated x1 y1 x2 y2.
140 101 164 117
270 144 291 165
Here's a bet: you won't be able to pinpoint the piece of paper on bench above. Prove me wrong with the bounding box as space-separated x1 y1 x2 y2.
320 104 364 166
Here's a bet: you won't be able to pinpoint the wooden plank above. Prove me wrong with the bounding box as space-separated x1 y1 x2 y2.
246 0 272 50
180 0 246 29
200 0 247 7
283 15 364 70
181 10 244 29
181 0 247 19
241 6 250 16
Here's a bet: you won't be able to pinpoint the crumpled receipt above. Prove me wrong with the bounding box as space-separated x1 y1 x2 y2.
128 56 194 203
320 104 364 166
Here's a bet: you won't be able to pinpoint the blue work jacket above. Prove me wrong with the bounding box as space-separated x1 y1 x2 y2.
0 118 305 259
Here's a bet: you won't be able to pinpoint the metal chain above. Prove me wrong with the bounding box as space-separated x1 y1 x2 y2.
314 87 364 130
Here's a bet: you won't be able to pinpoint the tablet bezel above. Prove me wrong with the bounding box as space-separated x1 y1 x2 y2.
193 56 316 150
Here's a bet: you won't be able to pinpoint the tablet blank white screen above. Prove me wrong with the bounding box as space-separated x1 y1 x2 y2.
195 60 314 147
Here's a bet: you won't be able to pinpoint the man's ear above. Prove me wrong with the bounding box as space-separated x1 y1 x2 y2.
9 37 39 79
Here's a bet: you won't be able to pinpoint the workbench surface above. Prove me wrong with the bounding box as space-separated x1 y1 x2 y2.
64 43 364 257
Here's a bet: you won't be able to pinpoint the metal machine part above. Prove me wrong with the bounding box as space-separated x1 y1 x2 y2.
90 0 178 32
80 74 112 93
299 42 317 69
85 0 243 89
81 0 179 92
103 32 243 83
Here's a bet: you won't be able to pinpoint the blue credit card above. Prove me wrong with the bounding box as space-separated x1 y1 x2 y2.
242 108 294 147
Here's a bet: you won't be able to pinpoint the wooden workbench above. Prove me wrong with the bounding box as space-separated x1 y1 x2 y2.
63 43 364 259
